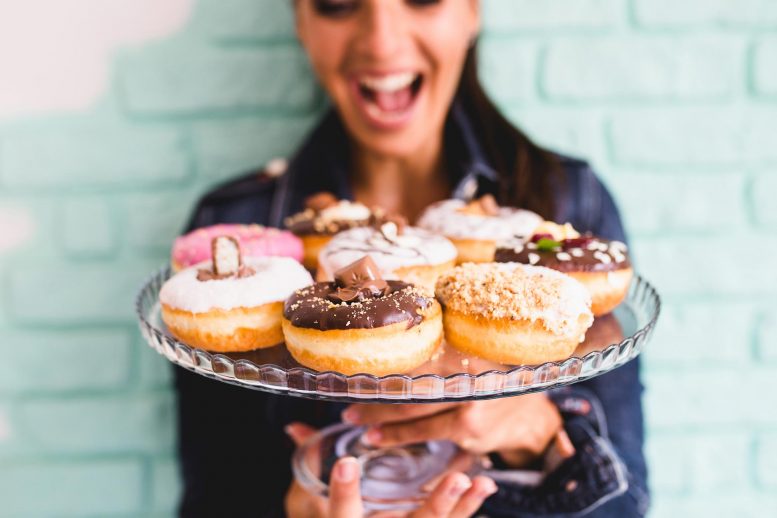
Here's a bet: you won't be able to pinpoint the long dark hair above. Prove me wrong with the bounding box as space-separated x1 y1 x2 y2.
457 44 560 219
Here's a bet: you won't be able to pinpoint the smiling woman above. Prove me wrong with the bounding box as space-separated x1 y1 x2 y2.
176 1 647 517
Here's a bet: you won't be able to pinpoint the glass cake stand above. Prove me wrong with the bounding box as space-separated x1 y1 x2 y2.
136 267 660 511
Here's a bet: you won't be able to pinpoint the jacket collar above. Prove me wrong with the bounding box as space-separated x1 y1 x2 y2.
269 100 500 227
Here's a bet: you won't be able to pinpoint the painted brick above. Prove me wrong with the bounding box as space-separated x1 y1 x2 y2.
609 173 746 235
0 459 143 516
121 44 318 115
478 38 537 104
757 310 777 362
18 394 174 454
191 0 295 41
756 433 777 489
137 331 174 388
651 493 777 518
505 107 605 164
125 189 201 252
483 0 622 31
753 173 777 227
0 198 59 259
59 196 118 257
543 37 740 100
644 368 777 428
0 126 189 189
7 260 160 325
633 0 777 28
192 117 315 180
648 432 751 494
0 329 131 393
609 107 777 167
644 303 753 366
645 434 688 494
150 457 181 513
632 237 777 297
754 38 777 95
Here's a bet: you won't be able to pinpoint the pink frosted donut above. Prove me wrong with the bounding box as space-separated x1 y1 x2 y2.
171 224 303 271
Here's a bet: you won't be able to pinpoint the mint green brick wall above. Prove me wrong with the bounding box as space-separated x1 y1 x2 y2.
0 1 774 516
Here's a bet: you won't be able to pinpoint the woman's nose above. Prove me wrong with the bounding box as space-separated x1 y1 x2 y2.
354 1 409 61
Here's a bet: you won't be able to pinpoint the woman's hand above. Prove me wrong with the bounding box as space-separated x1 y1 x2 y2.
342 394 573 468
284 423 497 518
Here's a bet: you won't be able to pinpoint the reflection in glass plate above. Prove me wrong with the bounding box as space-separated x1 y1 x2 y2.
136 268 660 403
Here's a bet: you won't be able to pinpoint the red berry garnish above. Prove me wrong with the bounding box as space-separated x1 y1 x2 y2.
530 233 554 243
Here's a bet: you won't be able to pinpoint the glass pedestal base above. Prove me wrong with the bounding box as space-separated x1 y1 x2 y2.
293 423 488 512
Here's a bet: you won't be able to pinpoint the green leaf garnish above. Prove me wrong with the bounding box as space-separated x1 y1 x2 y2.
536 238 562 252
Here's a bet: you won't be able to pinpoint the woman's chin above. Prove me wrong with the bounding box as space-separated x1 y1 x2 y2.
351 125 434 159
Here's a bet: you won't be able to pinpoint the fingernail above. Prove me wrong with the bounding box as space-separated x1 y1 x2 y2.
334 458 359 483
284 424 296 437
341 408 359 424
363 427 382 445
448 476 471 497
478 479 498 497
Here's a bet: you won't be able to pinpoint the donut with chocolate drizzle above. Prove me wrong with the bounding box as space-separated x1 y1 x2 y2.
281 256 443 376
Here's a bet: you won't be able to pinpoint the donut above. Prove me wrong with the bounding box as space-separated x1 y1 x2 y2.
494 223 633 316
171 223 303 272
284 192 376 270
317 218 457 294
416 195 542 264
282 256 442 376
435 262 594 365
160 237 313 352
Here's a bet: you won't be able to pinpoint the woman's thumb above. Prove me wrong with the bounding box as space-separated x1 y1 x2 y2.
329 457 363 518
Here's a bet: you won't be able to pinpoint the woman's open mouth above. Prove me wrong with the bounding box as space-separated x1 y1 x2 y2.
351 71 424 129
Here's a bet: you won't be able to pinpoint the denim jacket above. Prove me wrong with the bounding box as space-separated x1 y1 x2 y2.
176 104 649 517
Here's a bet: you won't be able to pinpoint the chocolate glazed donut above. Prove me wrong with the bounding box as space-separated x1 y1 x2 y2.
281 256 443 376
495 234 633 316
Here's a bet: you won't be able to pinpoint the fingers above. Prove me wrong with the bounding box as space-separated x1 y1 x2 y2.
412 474 497 518
363 409 460 447
285 422 318 447
412 472 472 518
328 457 363 518
449 476 498 518
555 429 576 459
343 402 458 426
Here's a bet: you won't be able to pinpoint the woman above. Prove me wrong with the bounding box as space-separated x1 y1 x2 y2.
177 0 648 516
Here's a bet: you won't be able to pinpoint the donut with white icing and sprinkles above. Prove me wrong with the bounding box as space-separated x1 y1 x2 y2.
317 219 457 294
284 192 378 271
494 223 633 316
416 195 543 264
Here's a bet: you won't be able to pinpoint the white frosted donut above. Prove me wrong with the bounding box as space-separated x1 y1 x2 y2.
416 199 542 241
317 226 457 292
159 257 313 352
160 257 312 313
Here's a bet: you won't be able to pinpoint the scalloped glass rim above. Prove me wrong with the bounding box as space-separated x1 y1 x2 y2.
136 267 660 402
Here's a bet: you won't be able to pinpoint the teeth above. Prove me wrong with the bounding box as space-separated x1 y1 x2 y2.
359 72 417 93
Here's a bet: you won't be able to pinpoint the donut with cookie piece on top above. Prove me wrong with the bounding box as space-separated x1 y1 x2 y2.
282 255 443 376
160 236 313 352
170 223 303 272
494 221 633 316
